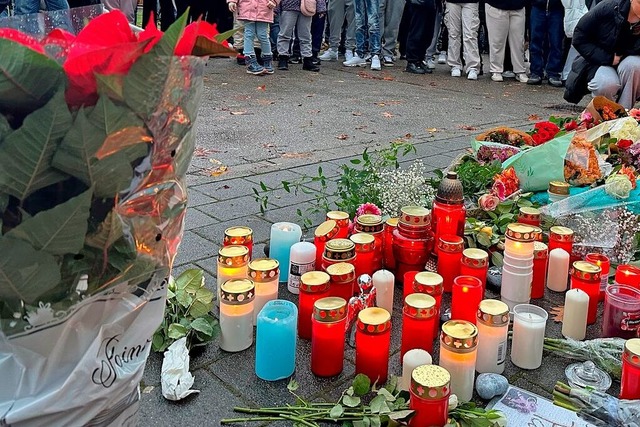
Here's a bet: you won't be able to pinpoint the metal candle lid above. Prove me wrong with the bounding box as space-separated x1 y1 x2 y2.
550 226 574 242
548 181 570 195
477 299 510 327
530 226 544 241
326 262 356 283
518 207 540 221
224 226 253 245
220 279 255 305
411 365 451 400
413 272 443 296
248 258 280 282
461 248 489 268
315 220 340 241
327 211 350 227
441 320 478 353
300 271 331 293
385 217 399 228
436 171 464 205
624 338 640 368
355 214 384 233
437 234 464 253
533 242 549 259
399 206 431 227
350 233 375 252
404 293 437 319
505 223 537 242
323 239 356 260
218 245 250 266
313 297 347 322
571 261 601 282
357 307 392 334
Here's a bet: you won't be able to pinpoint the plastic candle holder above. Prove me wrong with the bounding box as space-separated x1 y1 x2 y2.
460 248 489 295
219 279 255 352
326 262 357 302
255 300 298 381
413 272 444 337
403 271 419 298
503 223 536 259
511 304 548 370
436 234 464 293
351 233 376 278
475 300 510 374
354 214 384 271
401 293 437 359
548 180 570 202
501 224 537 310
451 276 484 325
217 245 249 308
517 207 541 227
549 226 574 257
383 218 399 271
311 297 347 377
314 220 339 269
288 242 316 295
615 264 640 288
321 239 356 272
298 271 331 340
270 222 302 283
248 258 280 324
438 320 478 402
621 338 640 399
603 285 640 338
326 211 350 239
409 365 451 427
432 172 465 256
223 226 253 259
585 253 610 300
570 261 601 325
356 307 392 384
531 242 548 299
393 206 433 282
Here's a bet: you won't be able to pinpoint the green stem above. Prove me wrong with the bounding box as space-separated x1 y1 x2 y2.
220 416 281 424
281 414 319 427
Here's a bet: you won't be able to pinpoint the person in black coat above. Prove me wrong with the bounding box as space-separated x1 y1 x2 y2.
565 0 640 108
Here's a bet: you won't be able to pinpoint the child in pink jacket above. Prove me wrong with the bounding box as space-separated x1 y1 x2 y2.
228 0 280 75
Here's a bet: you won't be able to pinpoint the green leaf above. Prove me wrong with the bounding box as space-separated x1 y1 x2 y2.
0 237 61 304
175 269 204 293
282 181 290 192
214 26 241 43
369 416 382 427
350 159 361 165
190 317 214 336
388 410 414 422
152 331 165 352
195 287 214 305
167 323 188 339
85 210 124 251
189 300 211 318
370 395 386 414
329 404 344 419
476 232 492 248
287 379 300 392
95 73 125 103
352 373 371 396
0 114 10 142
0 91 71 200
0 38 65 115
517 198 533 208
342 395 361 407
377 387 395 401
491 251 504 267
6 189 92 255
175 289 193 308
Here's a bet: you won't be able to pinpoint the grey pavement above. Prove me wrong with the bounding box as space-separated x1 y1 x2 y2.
138 57 604 425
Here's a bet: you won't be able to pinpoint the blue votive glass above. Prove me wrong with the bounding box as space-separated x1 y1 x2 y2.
255 299 298 380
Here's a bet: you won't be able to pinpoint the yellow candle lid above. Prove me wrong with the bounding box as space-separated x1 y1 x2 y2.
505 223 537 242
404 293 437 319
325 262 356 283
313 297 347 322
357 307 391 334
350 233 375 252
314 220 339 241
550 226 574 241
399 206 431 227
462 248 489 268
224 226 253 239
327 210 349 221
220 279 255 304
323 239 356 260
437 234 464 253
570 261 601 282
248 258 280 282
413 272 443 296
300 271 330 293
385 217 399 228
477 299 510 327
624 339 640 368
548 181 570 195
441 320 478 352
355 214 384 233
218 245 250 266
411 365 450 400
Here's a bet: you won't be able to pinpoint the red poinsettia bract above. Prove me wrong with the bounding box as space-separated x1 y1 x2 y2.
530 121 560 146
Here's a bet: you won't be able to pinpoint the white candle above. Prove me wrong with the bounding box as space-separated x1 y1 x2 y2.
270 222 302 283
500 268 533 310
372 269 395 316
562 289 589 340
547 248 570 292
219 279 255 352
476 300 510 374
510 304 548 369
249 258 280 324
439 320 478 402
400 349 432 391
288 242 316 294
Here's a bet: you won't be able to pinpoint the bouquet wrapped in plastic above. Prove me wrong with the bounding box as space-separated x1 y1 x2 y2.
0 8 234 426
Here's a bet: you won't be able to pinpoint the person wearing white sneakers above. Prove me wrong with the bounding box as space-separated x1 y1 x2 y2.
320 0 356 61
485 0 528 83
379 0 405 66
445 0 480 80
343 0 382 69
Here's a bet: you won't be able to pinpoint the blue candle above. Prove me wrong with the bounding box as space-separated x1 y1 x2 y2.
255 299 298 381
270 222 302 283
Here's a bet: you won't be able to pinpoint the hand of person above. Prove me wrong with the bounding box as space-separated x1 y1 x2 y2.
228 2 237 12
267 0 276 8
318 12 325 18
613 54 621 66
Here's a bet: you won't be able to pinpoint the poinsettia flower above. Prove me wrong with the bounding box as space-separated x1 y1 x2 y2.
175 20 225 56
0 28 44 53
137 12 163 53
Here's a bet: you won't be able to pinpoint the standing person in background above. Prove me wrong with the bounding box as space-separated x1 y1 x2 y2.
142 0 176 31
311 2 329 64
379 0 405 66
404 0 437 74
343 0 382 69
484 0 529 82
425 0 445 69
528 0 565 86
277 0 321 71
560 0 589 82
445 0 481 79
319 0 356 62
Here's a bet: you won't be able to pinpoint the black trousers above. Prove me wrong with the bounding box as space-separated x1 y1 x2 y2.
405 0 436 64
142 0 176 31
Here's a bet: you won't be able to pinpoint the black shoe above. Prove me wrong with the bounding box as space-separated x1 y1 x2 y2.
527 74 542 85
302 56 320 72
278 55 289 70
310 55 321 66
406 62 426 74
548 77 563 87
289 56 302 64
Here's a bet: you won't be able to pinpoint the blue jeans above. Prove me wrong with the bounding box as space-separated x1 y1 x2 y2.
15 0 69 15
529 6 564 79
354 0 381 56
243 21 272 57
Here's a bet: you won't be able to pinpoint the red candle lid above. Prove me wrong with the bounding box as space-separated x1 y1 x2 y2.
550 226 574 242
313 297 347 322
624 339 640 368
518 206 540 221
570 261 601 282
404 293 437 319
399 206 431 227
327 211 350 227
218 245 250 266
323 239 356 261
224 226 253 245
461 248 488 268
441 320 478 353
315 220 340 242
248 258 280 282
437 234 464 253
413 272 443 296
355 214 384 233
350 233 375 253
357 307 391 334
300 271 331 293
477 299 509 327
325 262 356 283
533 241 548 259
220 279 255 305
411 365 450 400
505 223 537 243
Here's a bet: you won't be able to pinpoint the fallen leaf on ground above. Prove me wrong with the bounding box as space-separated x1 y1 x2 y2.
257 99 275 105
230 111 249 115
427 128 438 132
382 112 394 118
550 305 564 322
193 146 220 157
357 71 395 81
282 152 313 159
528 114 541 121
205 165 228 177
336 134 349 140
404 133 413 139
375 100 402 107
218 184 231 190
262 143 276 148
352 111 362 116
257 85 266 91
142 386 155 394
458 125 478 130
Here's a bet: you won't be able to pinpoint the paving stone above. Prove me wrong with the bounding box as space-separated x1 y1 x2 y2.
259 205 325 232
196 196 262 221
188 187 217 207
194 215 275 246
266 188 316 208
243 170 303 189
290 161 341 179
174 231 218 266
184 208 219 231
192 178 257 200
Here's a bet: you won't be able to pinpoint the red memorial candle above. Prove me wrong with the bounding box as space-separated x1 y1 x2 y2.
460 248 489 296
570 261 601 325
436 235 464 293
327 211 350 239
311 297 347 377
531 242 548 299
321 239 356 272
383 217 399 271
326 262 357 303
585 253 610 301
354 214 385 271
517 207 541 227
451 276 483 324
413 272 444 337
356 307 392 384
621 338 640 400
432 172 465 256
615 264 640 288
409 365 451 427
393 206 434 284
298 271 331 340
351 233 376 277
548 226 574 256
404 270 419 298
223 226 254 259
314 220 339 269
401 293 437 359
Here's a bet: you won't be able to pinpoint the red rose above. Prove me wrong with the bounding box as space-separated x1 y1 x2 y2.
617 139 634 149
564 120 578 131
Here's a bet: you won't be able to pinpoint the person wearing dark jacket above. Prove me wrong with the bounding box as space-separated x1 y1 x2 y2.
565 0 640 108
484 0 529 82
528 0 565 86
404 0 438 74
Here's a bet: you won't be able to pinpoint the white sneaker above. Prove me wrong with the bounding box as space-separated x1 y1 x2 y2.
364 53 372 62
344 49 354 62
371 55 381 70
383 55 395 66
426 58 436 69
502 70 516 79
343 53 367 67
437 51 447 64
467 68 478 80
451 67 462 77
491 72 503 82
318 48 338 61
516 73 529 83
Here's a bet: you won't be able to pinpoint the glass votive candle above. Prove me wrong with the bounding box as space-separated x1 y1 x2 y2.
351 232 376 278
248 258 280 324
224 226 253 258
615 264 640 288
475 299 510 374
255 300 297 381
603 285 640 338
327 211 350 239
548 180 570 202
451 276 483 325
409 365 450 427
311 297 348 377
531 242 548 299
585 253 610 300
404 271 419 298
548 226 574 257
460 248 489 295
432 172 466 255
326 262 357 303
219 279 255 352
439 320 478 402
401 293 437 359
321 238 356 272
354 214 384 271
413 272 444 337
621 338 640 400
298 271 331 340
270 222 302 283
393 206 433 281
517 207 541 227
504 223 536 259
356 307 392 384
314 220 339 269
217 245 249 307
383 217 399 271
511 304 548 369
436 234 464 293
570 261 601 325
